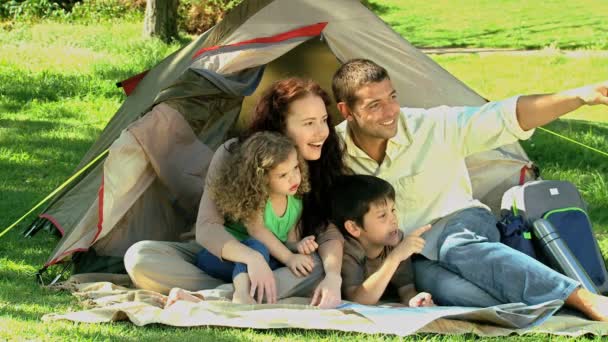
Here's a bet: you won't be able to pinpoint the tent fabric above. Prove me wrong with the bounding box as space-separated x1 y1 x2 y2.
46 104 211 266
36 0 535 271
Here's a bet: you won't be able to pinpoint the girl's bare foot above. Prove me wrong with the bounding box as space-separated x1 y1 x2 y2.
232 290 256 304
165 288 204 308
232 273 256 304
565 288 608 321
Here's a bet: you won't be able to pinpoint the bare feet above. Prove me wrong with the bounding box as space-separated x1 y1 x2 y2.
408 292 435 308
565 288 608 321
165 288 205 308
232 290 256 304
232 273 258 304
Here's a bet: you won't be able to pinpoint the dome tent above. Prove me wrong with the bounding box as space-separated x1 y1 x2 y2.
27 0 535 279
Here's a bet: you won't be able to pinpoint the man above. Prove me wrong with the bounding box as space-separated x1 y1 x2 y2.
332 58 608 321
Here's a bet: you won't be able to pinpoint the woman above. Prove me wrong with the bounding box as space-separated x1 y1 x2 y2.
125 78 348 308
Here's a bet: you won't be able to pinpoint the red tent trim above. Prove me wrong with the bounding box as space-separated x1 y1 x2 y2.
192 22 328 59
116 70 149 96
38 213 65 236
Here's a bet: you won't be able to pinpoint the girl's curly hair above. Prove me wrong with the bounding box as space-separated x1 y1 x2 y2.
209 132 310 223
242 78 349 237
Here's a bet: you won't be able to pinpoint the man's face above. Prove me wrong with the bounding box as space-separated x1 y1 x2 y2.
348 79 400 141
358 198 401 248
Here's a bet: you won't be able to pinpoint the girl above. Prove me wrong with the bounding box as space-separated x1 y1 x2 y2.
195 132 318 303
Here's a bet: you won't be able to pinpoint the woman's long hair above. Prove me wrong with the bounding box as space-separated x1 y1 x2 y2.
240 78 348 237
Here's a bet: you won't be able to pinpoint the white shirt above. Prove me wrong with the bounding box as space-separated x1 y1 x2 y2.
336 96 534 237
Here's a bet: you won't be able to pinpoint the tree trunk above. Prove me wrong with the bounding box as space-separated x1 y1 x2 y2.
143 0 179 43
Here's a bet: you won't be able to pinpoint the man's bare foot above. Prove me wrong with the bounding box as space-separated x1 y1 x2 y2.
565 288 608 321
232 290 256 304
165 288 204 308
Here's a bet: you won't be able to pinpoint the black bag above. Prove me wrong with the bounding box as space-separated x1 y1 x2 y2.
500 180 608 294
496 211 537 259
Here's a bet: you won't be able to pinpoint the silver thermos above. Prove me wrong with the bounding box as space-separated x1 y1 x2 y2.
532 219 599 294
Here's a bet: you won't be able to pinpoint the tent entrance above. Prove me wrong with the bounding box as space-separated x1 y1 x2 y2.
237 37 342 131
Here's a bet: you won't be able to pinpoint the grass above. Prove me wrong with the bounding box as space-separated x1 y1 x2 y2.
1 2 608 340
431 52 608 122
371 0 608 49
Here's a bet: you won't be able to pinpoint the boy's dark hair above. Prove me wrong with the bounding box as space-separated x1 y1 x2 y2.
329 175 396 238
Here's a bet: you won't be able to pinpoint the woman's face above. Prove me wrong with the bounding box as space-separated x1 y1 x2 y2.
284 95 330 161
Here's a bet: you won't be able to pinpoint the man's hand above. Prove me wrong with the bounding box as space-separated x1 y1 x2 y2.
574 81 608 106
246 254 277 304
391 224 431 261
296 235 318 255
286 253 315 277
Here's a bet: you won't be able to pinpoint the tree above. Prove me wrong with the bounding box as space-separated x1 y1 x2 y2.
143 0 179 43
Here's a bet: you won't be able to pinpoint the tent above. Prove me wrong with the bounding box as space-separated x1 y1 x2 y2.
27 0 536 278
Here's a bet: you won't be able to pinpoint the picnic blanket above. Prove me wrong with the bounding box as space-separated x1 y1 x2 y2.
42 274 608 337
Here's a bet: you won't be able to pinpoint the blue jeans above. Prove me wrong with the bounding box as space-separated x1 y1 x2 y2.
413 256 502 307
423 207 579 306
196 238 283 281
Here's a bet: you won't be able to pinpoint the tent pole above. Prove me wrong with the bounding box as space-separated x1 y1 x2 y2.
0 149 109 240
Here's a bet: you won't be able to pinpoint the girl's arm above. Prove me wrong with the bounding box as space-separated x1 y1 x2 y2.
246 214 314 277
285 222 318 254
245 213 295 264
284 225 299 252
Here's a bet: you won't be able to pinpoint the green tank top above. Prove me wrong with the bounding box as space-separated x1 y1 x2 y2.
224 195 302 242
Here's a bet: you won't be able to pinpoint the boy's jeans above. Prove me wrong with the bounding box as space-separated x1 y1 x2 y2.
196 238 283 281
417 207 579 306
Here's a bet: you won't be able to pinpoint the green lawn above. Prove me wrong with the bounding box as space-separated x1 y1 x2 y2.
372 0 608 49
432 52 608 122
1 2 608 340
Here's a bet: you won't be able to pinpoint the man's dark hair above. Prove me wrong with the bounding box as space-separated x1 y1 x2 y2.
332 58 390 109
329 175 396 238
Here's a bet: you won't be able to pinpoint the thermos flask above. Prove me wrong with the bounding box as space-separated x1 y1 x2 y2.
532 218 599 294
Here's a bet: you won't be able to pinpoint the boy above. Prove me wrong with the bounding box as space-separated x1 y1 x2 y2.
330 174 434 306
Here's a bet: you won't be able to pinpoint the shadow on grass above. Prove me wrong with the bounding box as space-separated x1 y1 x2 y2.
397 18 605 50
0 118 101 158
0 73 114 104
0 66 129 107
0 99 24 113
362 0 392 15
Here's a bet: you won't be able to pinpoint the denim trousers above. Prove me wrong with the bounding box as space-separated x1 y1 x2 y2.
415 207 579 306
196 238 283 281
